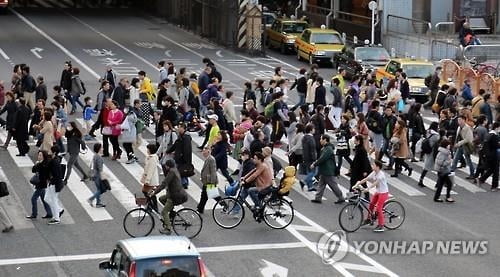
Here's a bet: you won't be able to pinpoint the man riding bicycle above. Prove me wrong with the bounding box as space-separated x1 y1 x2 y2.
353 160 389 233
241 152 273 211
149 159 188 235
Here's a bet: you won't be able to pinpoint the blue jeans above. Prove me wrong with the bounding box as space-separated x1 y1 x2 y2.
233 187 249 213
304 167 318 189
89 177 103 204
451 146 475 176
181 177 189 189
31 188 52 217
70 95 85 112
292 93 305 110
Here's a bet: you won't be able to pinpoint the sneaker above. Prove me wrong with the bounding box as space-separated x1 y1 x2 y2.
159 228 172 235
25 215 36 219
373 225 385 232
308 187 317 192
47 219 60 225
133 156 139 162
310 199 322 204
407 168 413 176
126 158 135 164
96 203 106 208
445 198 455 203
434 198 444 203
1 226 13 233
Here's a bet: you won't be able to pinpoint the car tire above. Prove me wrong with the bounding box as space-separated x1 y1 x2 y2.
280 43 286 54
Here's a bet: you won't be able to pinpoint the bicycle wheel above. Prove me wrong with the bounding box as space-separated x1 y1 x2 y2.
212 197 244 229
383 200 405 230
172 208 203 239
123 208 155 237
338 203 363 233
262 198 294 229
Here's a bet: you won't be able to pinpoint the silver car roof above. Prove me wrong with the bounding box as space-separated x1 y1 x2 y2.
118 236 199 260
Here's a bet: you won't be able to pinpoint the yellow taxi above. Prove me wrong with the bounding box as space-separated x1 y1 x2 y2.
376 58 435 97
265 18 309 54
295 25 344 65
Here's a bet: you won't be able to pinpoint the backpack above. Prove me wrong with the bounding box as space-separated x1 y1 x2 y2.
264 100 276 118
421 134 435 154
80 80 87 95
213 69 223 83
366 112 382 134
187 88 197 107
424 74 432 88
200 89 211 106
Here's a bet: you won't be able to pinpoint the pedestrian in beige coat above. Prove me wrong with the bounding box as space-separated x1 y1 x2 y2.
390 119 413 177
35 111 54 154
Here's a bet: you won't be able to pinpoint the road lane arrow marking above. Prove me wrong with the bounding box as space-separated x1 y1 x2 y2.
30 47 44 59
216 50 223 57
260 260 288 277
165 50 171 57
0 48 10 60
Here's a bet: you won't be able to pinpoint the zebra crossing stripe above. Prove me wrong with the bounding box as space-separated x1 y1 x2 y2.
0 167 34 230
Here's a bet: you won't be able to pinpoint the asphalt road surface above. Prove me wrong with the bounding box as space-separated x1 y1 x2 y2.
0 5 498 277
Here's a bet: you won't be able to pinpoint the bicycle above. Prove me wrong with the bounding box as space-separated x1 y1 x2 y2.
338 190 405 233
212 186 294 229
123 195 203 239
467 56 498 76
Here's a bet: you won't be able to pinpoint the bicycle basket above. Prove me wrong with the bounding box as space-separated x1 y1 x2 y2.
135 197 147 206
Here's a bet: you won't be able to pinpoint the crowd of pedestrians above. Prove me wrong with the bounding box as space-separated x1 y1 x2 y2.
0 55 499 234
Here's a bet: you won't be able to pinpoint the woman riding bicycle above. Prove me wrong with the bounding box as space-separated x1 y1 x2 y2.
354 160 389 233
148 159 188 235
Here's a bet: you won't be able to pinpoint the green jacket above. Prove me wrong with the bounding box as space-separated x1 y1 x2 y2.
314 143 336 176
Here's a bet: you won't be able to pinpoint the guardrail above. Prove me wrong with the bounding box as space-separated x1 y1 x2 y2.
463 44 500 62
387 14 431 35
434 22 455 35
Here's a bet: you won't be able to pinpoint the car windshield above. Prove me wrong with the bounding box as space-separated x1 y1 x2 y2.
264 15 275 25
311 33 342 44
402 64 434 79
282 23 308 33
136 257 201 277
355 47 390 61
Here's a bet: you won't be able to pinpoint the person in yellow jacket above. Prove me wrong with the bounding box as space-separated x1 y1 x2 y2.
278 166 296 196
332 68 346 95
138 70 155 102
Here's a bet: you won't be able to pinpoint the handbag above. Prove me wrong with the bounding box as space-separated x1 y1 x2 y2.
101 126 112 135
101 179 111 192
178 163 195 177
30 173 40 186
0 181 9 197
206 184 219 199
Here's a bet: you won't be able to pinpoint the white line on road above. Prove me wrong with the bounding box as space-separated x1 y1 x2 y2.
216 50 223 58
10 9 100 79
0 48 10 60
165 50 171 57
64 12 158 70
0 242 306 266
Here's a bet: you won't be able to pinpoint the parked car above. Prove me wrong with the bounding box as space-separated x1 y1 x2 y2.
265 17 309 54
99 236 207 277
263 12 277 28
333 44 390 78
295 25 344 66
0 0 9 11
376 58 435 99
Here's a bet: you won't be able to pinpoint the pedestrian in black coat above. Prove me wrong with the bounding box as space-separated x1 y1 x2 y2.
13 99 31 156
350 135 371 200
112 80 127 110
167 123 192 188
0 92 18 148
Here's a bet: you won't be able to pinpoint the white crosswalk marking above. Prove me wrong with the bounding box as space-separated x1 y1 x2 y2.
0 167 34 230
61 156 113 221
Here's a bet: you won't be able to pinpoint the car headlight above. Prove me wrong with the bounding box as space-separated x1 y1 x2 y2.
287 39 295 44
410 86 423 93
314 50 326 56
